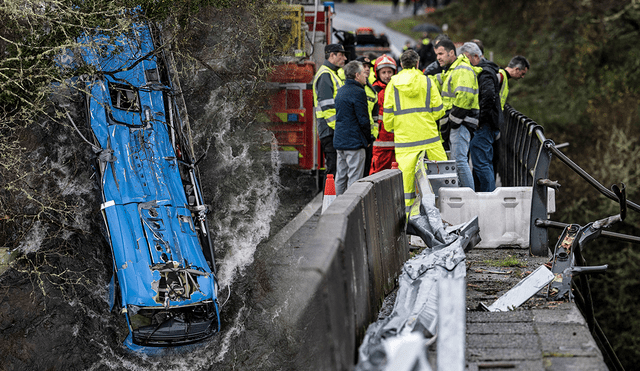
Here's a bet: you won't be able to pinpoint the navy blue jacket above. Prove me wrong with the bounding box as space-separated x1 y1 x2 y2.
333 79 371 150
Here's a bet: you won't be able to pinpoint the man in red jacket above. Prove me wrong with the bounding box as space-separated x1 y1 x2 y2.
369 54 397 174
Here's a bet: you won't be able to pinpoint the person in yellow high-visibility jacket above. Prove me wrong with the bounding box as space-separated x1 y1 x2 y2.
495 55 529 179
434 39 480 190
498 55 530 109
313 44 347 178
383 49 446 217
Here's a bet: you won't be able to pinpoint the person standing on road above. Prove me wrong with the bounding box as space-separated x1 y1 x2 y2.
333 61 372 195
383 49 446 217
313 44 347 180
460 42 502 192
370 54 397 174
434 39 480 190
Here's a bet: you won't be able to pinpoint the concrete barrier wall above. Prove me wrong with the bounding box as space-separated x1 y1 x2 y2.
276 169 408 370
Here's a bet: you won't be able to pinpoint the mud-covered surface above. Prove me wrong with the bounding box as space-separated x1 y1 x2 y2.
465 247 555 311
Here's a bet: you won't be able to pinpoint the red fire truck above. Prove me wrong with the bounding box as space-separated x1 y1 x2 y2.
263 2 334 173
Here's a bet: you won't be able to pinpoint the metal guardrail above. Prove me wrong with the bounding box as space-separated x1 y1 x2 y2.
496 104 640 256
497 104 637 371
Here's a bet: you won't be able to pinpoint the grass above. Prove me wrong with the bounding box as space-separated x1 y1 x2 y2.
482 255 527 268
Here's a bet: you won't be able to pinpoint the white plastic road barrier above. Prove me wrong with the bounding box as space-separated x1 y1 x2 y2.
438 187 556 248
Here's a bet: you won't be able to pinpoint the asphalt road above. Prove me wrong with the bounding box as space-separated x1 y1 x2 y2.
332 2 421 58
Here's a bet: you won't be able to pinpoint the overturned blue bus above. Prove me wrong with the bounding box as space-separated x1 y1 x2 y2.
77 23 220 350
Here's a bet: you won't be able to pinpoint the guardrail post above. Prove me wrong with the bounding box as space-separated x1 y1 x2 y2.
437 270 466 371
530 138 555 256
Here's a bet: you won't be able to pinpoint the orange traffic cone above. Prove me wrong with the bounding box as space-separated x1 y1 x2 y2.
322 174 336 214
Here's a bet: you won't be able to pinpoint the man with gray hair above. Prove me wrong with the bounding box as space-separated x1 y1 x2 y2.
333 61 373 195
458 42 483 67
460 41 502 192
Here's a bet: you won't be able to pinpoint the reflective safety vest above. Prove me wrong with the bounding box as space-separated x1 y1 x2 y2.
373 82 394 148
439 54 480 130
368 69 376 86
382 68 445 154
498 68 509 109
365 82 379 138
313 63 344 138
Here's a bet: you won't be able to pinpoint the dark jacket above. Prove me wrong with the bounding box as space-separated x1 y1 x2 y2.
477 58 503 130
314 60 343 139
333 79 371 150
422 60 442 76
418 42 436 70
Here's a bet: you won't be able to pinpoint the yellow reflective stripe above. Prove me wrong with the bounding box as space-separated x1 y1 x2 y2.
442 91 456 98
394 87 402 111
318 98 335 107
394 106 437 115
454 65 475 73
392 76 440 115
395 135 441 148
432 103 444 112
442 64 478 101
454 86 478 95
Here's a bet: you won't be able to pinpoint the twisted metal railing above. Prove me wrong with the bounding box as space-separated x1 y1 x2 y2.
496 104 640 256
497 104 640 371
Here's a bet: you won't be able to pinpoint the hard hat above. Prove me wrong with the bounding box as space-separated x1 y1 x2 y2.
374 54 397 77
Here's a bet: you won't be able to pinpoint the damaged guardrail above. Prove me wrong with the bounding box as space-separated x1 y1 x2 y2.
355 158 480 371
497 104 640 256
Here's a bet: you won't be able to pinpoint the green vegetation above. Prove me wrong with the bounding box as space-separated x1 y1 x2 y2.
483 256 527 268
387 1 640 367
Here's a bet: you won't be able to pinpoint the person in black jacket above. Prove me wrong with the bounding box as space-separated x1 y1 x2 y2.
333 61 372 195
460 42 503 192
418 33 436 70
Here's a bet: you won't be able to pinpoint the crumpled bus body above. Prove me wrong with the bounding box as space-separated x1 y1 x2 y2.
77 23 220 351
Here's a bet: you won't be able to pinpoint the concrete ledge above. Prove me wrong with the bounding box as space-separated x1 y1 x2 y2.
269 169 407 370
466 303 607 369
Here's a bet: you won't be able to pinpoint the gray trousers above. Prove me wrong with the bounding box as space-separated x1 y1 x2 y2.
335 148 366 196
